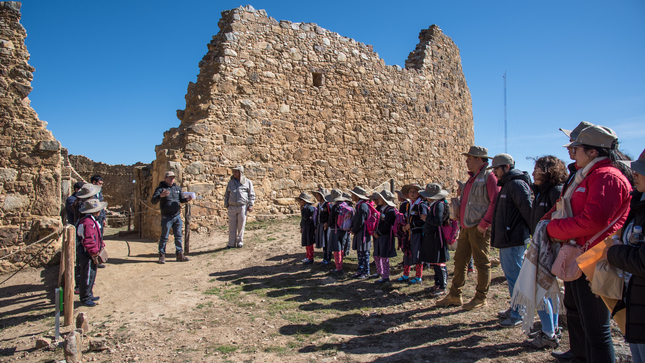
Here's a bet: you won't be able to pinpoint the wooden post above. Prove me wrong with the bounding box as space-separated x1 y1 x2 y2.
390 178 395 193
127 203 132 232
63 225 75 326
184 203 191 254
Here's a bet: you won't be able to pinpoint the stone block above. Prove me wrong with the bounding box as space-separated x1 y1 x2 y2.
76 312 91 334
0 226 20 247
185 161 204 175
0 167 17 182
38 140 60 152
89 337 109 351
188 183 214 194
63 330 82 363
2 193 28 211
35 337 51 350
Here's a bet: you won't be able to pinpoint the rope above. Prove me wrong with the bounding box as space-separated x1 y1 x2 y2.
0 228 62 261
0 229 63 285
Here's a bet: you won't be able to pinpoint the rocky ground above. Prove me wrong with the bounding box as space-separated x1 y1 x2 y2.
0 217 633 362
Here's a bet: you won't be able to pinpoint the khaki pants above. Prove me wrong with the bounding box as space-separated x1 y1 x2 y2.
449 226 491 299
228 205 247 247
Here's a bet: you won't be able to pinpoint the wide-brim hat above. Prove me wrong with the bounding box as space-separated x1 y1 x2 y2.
369 192 381 200
619 148 645 176
348 186 370 200
401 183 422 197
419 183 449 200
487 153 515 169
79 198 108 214
342 192 352 201
563 125 618 149
461 145 489 159
394 189 407 199
76 183 101 199
560 121 594 141
327 188 348 203
295 192 314 204
231 165 244 172
378 190 396 207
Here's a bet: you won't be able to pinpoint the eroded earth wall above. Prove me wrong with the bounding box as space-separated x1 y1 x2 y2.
140 5 475 238
0 2 63 273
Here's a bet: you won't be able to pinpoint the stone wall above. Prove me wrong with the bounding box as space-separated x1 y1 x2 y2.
137 5 474 239
0 2 63 273
68 154 145 212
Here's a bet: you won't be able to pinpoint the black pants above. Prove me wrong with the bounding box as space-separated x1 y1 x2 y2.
433 265 448 288
565 275 614 362
77 253 97 303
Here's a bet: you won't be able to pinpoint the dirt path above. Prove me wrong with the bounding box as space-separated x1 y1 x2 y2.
0 217 633 362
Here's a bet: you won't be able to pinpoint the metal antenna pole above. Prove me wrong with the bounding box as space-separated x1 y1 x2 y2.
504 72 507 153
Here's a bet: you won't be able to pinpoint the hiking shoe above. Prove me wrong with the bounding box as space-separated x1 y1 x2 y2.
82 300 97 307
408 277 422 284
551 350 574 360
176 252 190 262
525 332 559 349
396 276 410 282
436 293 463 307
374 278 390 284
500 316 523 327
158 254 166 264
302 259 314 265
91 296 100 301
463 296 487 311
498 308 511 319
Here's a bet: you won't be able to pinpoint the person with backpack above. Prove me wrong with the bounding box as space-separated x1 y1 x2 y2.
327 189 351 275
373 190 398 284
72 183 101 295
397 184 426 284
395 186 411 270
348 187 376 279
342 192 354 257
312 188 332 265
419 183 451 296
296 192 316 265
488 153 533 328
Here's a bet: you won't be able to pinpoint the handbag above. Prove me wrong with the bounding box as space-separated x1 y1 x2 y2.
590 258 624 300
551 243 582 281
97 247 108 264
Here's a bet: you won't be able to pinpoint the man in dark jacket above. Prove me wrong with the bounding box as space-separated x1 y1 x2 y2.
151 171 193 264
65 181 85 225
489 153 532 328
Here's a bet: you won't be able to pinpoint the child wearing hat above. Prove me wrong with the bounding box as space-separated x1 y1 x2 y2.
373 190 398 283
348 187 373 279
312 188 332 265
72 183 102 294
342 192 354 257
395 186 411 269
419 183 451 295
76 198 108 307
398 184 426 284
327 189 350 275
297 193 316 265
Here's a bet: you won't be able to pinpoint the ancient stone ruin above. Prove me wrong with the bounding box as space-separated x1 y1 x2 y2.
136 5 474 238
0 2 64 273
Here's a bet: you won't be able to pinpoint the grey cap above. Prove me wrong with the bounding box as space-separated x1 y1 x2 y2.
79 198 108 214
487 153 515 169
619 148 645 176
563 125 618 149
461 145 489 158
560 121 594 141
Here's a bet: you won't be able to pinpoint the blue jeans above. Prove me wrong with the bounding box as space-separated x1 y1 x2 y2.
537 297 559 337
631 343 645 363
159 214 183 254
499 245 526 319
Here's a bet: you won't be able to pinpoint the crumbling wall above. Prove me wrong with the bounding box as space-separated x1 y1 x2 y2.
0 2 63 273
68 154 145 212
139 5 474 238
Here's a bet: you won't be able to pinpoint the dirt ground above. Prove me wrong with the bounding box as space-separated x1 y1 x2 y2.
0 217 633 362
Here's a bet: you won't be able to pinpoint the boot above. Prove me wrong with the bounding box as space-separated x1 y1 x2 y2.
176 252 190 262
158 253 165 264
463 295 487 310
436 293 463 307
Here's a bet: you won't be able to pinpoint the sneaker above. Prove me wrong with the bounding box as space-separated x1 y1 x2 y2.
176 252 190 262
500 316 523 328
408 277 422 284
396 276 410 282
525 331 559 349
436 293 463 307
158 253 166 264
74 288 80 295
463 296 487 311
430 288 446 297
550 350 574 360
374 278 390 284
91 296 100 301
302 259 314 265
236 242 244 248
498 308 511 319
82 300 97 307
320 260 330 265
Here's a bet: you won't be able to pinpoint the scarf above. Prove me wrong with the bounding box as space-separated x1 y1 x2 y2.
510 219 562 335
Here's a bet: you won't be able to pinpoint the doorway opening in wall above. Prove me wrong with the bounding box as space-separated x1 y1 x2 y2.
312 73 324 87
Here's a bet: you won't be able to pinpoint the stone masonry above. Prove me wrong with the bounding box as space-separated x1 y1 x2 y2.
137 5 474 239
0 2 63 273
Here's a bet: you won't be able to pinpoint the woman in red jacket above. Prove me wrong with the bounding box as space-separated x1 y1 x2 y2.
545 125 632 363
77 198 108 307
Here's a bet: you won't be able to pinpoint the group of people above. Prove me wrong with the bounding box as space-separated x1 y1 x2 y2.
295 122 644 363
64 175 108 307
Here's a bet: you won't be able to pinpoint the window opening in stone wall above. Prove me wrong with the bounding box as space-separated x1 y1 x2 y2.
312 73 324 87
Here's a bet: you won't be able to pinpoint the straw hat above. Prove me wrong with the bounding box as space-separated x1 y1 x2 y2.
79 198 108 214
76 183 101 199
378 190 396 207
419 183 449 200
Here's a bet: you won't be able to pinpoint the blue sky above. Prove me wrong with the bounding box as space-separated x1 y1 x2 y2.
21 0 645 175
